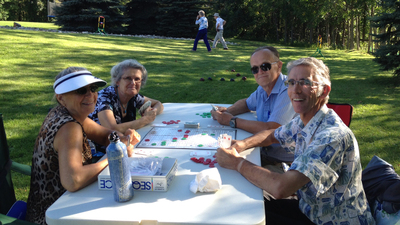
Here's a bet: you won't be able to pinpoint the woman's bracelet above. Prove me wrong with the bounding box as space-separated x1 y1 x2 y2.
237 158 245 173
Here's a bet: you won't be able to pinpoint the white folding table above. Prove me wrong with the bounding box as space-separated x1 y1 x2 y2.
46 103 265 225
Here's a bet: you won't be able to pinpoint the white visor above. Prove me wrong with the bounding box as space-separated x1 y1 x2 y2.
53 70 107 94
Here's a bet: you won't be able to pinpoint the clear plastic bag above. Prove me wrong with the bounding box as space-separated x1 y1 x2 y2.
129 157 163 176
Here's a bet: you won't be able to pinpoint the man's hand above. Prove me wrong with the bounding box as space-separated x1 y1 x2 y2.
231 139 248 153
216 147 242 170
210 110 233 126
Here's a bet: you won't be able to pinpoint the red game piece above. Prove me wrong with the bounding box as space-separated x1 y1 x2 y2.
185 130 190 133
145 139 150 142
183 135 189 138
162 121 167 124
198 157 205 163
203 158 212 165
177 120 181 122
209 163 215 168
190 157 199 163
178 129 182 132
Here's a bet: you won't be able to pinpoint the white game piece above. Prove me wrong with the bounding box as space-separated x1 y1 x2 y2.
190 151 212 157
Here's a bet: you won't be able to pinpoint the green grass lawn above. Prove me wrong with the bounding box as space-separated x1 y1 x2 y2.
0 25 399 202
0 21 60 29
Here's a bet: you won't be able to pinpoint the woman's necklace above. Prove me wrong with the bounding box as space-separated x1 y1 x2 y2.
116 88 128 114
121 102 127 114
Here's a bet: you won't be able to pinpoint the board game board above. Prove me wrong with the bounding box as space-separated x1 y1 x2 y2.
137 127 237 150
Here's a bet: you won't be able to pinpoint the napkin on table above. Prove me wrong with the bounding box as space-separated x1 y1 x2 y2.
190 168 222 193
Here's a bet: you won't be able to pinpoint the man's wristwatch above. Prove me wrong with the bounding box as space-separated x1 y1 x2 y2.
230 117 238 128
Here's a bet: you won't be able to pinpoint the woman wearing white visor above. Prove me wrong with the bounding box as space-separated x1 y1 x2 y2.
26 67 140 224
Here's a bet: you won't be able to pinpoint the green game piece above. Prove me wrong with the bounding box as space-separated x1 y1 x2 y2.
202 133 207 135
198 144 203 147
151 143 157 146
172 139 177 142
181 137 186 140
161 141 166 146
196 113 199 115
211 133 215 136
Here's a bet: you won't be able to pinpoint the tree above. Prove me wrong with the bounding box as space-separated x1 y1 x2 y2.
156 0 208 38
55 0 129 34
125 0 158 35
0 0 11 20
371 0 400 81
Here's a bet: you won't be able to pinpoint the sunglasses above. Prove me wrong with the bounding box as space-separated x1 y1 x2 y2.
250 62 278 74
75 85 99 95
284 79 324 88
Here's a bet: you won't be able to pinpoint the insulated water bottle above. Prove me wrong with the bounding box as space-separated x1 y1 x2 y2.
106 131 134 202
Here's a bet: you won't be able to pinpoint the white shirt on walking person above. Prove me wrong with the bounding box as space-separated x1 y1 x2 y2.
216 17 224 30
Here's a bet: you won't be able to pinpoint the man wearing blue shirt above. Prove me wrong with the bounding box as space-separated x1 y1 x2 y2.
211 46 296 163
216 57 375 225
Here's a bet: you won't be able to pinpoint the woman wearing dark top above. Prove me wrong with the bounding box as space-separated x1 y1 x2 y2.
89 59 163 136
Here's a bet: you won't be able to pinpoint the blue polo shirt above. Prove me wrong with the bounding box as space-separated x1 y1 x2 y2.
246 73 295 124
246 73 297 162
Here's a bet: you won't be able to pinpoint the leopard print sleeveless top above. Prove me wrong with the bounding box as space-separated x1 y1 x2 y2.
26 105 92 224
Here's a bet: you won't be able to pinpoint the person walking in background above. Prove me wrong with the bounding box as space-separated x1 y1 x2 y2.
212 13 228 50
192 10 211 52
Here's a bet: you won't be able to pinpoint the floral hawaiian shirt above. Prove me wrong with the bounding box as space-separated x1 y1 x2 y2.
275 105 375 225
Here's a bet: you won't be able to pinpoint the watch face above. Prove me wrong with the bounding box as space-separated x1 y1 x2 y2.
230 118 235 128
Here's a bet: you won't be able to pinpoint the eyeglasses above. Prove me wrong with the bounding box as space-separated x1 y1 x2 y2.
122 76 142 83
250 62 278 74
75 85 98 95
284 79 325 88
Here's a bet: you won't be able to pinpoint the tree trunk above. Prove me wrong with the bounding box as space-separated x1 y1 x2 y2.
284 18 288 44
350 12 354 50
368 6 374 53
273 12 279 42
356 15 360 50
291 17 294 45
326 21 330 46
342 20 346 48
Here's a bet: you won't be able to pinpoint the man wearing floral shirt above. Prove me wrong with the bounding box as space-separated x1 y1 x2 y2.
216 57 375 225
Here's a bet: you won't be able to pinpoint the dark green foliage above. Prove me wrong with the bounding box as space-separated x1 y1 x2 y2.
156 0 208 38
125 0 158 35
371 0 400 80
2 0 48 21
54 0 129 34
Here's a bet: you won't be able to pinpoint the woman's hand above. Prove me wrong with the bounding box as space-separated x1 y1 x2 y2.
122 129 141 157
142 107 157 123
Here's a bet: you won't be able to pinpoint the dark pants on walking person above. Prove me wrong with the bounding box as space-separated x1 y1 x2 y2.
192 28 211 51
264 198 315 225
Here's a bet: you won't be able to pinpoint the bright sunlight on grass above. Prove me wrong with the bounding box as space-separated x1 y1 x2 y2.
0 25 399 202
